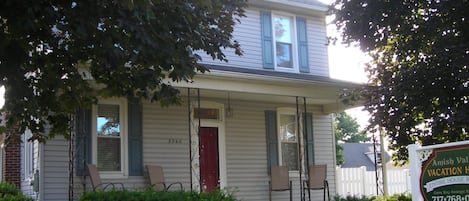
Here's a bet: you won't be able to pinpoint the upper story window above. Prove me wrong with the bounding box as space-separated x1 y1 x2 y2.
274 14 294 69
261 11 310 73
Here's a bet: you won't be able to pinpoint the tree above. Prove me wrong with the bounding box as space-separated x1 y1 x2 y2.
332 0 469 163
334 112 369 165
0 0 246 142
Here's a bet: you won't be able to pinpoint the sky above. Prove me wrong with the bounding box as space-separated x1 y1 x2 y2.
0 86 3 108
319 0 371 129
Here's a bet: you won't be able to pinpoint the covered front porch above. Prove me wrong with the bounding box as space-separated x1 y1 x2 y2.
41 69 361 201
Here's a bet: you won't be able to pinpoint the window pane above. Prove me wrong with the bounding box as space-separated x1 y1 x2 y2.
280 114 296 142
274 15 292 43
98 138 121 171
282 142 299 170
97 104 120 136
274 15 293 68
276 42 293 68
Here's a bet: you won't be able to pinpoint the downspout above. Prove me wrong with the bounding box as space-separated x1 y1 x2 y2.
187 88 193 192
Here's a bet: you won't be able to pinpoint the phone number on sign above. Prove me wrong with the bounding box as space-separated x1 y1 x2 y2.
432 195 469 201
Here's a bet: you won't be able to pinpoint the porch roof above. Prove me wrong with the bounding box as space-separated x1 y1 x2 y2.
171 64 365 114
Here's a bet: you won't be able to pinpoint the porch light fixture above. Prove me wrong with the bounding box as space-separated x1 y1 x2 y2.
226 92 234 118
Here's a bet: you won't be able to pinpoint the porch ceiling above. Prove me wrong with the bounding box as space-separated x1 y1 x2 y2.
171 69 364 114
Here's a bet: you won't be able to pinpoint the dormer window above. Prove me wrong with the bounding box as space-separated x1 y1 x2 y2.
365 151 382 167
261 11 310 73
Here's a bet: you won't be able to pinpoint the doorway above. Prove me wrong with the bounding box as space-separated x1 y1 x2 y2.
199 127 220 192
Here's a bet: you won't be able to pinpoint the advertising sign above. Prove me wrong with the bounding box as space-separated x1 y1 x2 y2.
419 144 469 201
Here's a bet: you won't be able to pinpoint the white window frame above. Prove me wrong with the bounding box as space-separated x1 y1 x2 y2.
92 98 128 179
272 12 299 73
23 129 35 179
277 108 300 171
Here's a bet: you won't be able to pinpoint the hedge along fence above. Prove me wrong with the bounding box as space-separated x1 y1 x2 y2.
79 189 239 201
334 193 412 201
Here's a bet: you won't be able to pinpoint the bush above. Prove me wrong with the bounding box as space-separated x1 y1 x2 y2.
334 194 412 201
334 194 376 201
375 194 412 201
0 182 34 201
79 189 239 201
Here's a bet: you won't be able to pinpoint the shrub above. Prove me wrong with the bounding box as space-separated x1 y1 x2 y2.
375 194 412 201
79 189 239 201
334 194 412 201
334 194 376 201
0 182 34 201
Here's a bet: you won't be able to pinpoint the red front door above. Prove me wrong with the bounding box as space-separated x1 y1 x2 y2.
200 127 220 192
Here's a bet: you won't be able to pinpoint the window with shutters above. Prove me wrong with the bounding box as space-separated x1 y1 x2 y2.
277 108 299 171
92 98 128 178
265 109 314 173
274 14 294 69
261 11 309 73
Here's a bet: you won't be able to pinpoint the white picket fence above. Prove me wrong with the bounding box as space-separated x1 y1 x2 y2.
336 167 412 197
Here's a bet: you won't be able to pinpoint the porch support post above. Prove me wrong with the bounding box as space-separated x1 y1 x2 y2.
187 88 193 191
302 97 309 201
303 97 309 168
69 115 74 201
296 97 304 201
197 88 202 192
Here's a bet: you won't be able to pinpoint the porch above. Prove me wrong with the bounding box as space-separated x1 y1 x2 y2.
40 70 361 201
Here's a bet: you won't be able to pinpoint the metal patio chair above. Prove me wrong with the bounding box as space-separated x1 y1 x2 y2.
146 165 183 191
303 164 330 201
269 166 292 201
86 164 124 191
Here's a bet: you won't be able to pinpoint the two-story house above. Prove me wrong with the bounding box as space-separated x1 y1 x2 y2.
12 0 362 200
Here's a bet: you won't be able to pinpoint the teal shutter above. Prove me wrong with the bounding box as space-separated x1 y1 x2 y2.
304 113 314 166
76 109 92 176
297 17 310 73
265 111 278 174
261 11 274 69
128 100 143 176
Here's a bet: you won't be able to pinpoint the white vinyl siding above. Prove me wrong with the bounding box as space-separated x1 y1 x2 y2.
225 100 335 201
142 102 191 189
39 98 336 201
42 137 70 201
197 8 329 77
307 15 329 76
